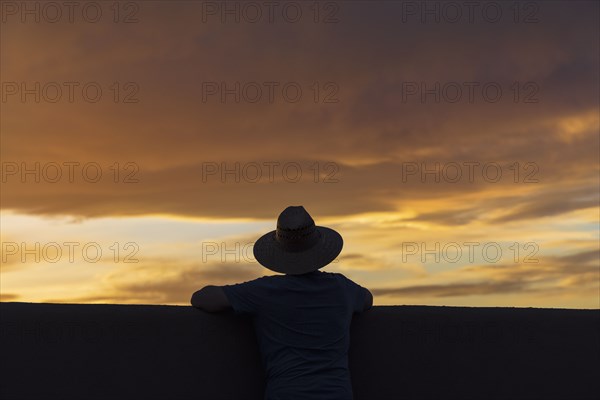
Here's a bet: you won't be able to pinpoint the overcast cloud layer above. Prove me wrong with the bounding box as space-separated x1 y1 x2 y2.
1 1 598 308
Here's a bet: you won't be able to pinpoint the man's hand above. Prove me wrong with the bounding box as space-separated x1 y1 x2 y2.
190 285 231 312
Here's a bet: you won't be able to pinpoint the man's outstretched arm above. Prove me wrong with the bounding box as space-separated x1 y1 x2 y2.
190 285 231 312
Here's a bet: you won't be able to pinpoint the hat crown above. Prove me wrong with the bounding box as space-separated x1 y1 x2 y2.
277 206 314 230
275 206 319 252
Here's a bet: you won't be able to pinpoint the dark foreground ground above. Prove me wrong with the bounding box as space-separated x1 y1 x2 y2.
0 302 598 399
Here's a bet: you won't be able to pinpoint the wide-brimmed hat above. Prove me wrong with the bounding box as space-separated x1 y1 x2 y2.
253 206 343 275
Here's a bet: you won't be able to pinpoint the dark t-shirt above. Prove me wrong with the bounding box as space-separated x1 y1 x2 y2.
222 270 369 400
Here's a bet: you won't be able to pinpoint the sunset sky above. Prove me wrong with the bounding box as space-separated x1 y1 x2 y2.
1 1 598 308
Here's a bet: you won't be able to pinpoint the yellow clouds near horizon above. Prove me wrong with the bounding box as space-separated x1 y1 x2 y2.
1 1 598 308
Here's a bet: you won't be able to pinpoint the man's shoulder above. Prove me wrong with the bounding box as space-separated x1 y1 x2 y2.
224 274 280 288
247 273 285 286
323 271 350 281
317 271 361 289
316 270 341 277
328 272 365 292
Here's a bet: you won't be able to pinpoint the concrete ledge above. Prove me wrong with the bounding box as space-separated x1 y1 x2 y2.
1 302 598 399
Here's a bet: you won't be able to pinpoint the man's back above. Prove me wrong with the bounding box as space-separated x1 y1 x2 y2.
222 270 371 400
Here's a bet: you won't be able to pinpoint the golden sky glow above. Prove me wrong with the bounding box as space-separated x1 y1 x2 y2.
1 1 598 308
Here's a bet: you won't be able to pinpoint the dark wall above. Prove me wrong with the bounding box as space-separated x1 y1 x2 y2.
1 302 598 400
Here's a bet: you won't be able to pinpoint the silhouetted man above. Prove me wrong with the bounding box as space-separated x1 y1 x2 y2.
191 205 373 400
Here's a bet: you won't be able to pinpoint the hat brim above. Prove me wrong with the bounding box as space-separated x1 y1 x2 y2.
253 226 343 275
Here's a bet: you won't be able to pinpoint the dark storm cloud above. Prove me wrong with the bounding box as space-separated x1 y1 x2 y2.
491 185 600 223
372 281 529 297
43 259 268 304
0 0 597 222
372 249 599 298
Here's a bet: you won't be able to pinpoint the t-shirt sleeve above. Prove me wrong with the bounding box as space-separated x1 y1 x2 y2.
338 274 368 313
222 276 269 315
